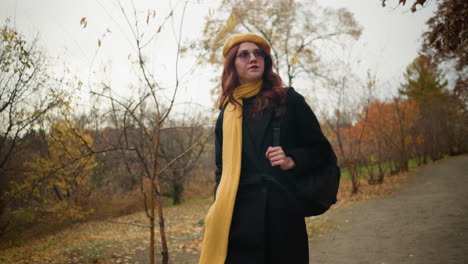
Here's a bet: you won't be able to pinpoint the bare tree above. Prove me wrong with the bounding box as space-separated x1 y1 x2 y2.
158 114 212 205
198 0 362 88
319 66 374 195
86 2 210 263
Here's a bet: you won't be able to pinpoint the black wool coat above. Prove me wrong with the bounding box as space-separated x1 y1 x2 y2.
214 87 335 264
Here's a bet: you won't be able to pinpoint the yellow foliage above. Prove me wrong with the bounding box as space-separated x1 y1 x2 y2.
11 120 97 223
80 17 87 28
226 12 237 31
290 54 298 66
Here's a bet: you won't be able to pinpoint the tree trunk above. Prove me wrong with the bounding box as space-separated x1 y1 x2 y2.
150 178 155 264
156 184 168 263
153 129 169 264
171 171 184 205
350 164 360 195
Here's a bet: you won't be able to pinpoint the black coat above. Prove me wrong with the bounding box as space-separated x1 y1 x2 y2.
214 88 335 264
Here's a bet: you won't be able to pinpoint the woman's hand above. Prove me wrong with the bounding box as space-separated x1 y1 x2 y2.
265 146 296 170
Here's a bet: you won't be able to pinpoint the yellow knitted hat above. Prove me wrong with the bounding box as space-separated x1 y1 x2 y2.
222 33 271 58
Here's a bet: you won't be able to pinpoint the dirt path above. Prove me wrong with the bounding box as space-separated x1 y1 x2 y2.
309 156 468 264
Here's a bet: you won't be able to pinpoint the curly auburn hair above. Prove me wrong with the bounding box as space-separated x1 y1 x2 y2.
218 43 286 118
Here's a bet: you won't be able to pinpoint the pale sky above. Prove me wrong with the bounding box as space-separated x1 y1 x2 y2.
0 0 437 116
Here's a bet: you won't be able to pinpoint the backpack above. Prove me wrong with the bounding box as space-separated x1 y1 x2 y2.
273 101 340 217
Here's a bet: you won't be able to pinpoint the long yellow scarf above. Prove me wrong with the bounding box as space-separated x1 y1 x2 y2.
199 80 263 264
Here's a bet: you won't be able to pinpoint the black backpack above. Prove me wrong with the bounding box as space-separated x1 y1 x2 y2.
273 102 340 217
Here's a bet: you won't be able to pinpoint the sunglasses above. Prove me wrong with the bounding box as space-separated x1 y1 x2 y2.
236 49 265 61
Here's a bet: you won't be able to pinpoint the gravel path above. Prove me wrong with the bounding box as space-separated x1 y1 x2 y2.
309 155 468 264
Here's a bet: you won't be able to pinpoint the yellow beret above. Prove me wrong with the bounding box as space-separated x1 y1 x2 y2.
222 33 271 58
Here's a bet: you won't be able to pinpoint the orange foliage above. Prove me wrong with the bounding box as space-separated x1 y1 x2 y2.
345 99 421 148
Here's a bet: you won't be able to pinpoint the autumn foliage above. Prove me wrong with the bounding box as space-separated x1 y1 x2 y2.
326 53 466 193
0 1 467 263
16 120 96 222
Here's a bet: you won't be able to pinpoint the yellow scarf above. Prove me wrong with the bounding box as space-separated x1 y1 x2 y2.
199 80 263 263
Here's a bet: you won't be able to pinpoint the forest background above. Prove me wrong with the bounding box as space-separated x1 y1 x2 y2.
0 0 466 263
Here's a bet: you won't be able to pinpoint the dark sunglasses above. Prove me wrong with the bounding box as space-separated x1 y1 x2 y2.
236 49 265 61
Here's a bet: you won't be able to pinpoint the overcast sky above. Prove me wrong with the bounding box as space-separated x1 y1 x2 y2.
0 0 437 114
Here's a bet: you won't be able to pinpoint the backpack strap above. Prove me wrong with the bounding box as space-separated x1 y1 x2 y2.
272 87 289 146
272 105 285 146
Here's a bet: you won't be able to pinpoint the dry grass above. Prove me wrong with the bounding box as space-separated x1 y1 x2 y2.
0 200 212 264
334 167 419 209
0 163 428 264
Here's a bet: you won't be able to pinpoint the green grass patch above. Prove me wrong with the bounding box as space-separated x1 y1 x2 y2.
340 157 428 181
180 198 212 206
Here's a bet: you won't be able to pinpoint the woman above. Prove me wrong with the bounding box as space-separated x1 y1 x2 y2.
199 33 337 264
